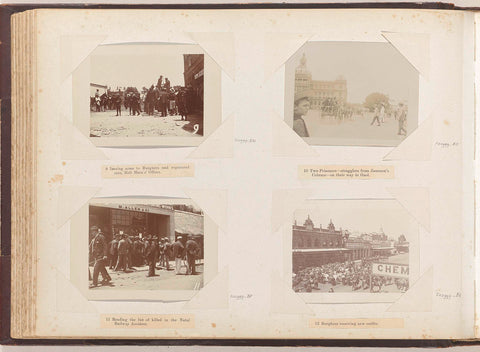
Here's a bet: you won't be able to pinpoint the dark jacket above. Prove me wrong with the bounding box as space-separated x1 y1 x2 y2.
90 233 108 260
172 241 185 259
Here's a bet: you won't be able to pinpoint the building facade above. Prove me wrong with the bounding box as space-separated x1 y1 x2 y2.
294 53 347 110
292 217 372 272
89 204 204 245
183 54 204 113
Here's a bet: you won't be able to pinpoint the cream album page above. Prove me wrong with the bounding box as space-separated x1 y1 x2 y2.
30 8 475 339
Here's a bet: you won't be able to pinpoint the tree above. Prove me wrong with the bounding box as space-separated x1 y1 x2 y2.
398 234 407 243
363 92 389 111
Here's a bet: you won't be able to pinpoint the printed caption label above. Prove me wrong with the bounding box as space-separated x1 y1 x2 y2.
309 318 404 329
101 314 195 329
299 165 394 180
102 163 194 178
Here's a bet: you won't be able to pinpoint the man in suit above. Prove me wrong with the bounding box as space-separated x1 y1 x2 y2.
145 236 158 277
185 236 200 275
163 237 172 270
115 233 128 272
172 236 185 275
89 228 111 288
114 93 122 116
158 238 166 269
133 236 144 267
108 235 119 269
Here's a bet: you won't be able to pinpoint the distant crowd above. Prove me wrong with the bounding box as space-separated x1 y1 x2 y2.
293 257 409 293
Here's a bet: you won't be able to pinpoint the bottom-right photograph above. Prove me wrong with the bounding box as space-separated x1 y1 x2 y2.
292 200 413 295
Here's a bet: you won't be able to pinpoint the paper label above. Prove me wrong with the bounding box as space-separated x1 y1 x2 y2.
299 165 394 180
101 163 194 178
100 314 195 329
309 318 404 329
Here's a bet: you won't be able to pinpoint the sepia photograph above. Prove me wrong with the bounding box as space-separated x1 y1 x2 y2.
88 202 204 291
292 201 414 295
89 44 205 139
285 42 419 147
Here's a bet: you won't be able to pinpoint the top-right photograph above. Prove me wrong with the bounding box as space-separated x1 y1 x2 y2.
285 41 419 147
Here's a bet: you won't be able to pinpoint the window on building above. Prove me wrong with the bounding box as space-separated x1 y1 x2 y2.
112 210 133 226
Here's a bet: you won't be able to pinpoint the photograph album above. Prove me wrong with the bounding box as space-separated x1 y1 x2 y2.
8 8 480 340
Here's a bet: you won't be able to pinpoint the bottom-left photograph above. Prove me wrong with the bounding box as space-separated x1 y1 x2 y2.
87 201 204 291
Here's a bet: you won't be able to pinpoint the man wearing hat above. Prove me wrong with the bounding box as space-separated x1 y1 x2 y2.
89 228 111 288
185 236 201 275
163 237 172 270
293 91 311 137
108 234 119 270
115 232 128 272
145 236 158 277
158 238 166 269
133 236 144 267
172 236 185 275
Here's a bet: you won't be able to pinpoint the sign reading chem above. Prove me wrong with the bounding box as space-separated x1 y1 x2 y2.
371 262 409 279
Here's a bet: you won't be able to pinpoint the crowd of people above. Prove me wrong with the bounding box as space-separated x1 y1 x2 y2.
88 226 202 289
91 75 198 121
320 97 356 120
292 257 409 293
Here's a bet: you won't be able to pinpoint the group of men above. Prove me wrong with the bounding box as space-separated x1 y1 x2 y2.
88 227 201 288
93 89 123 116
143 84 190 120
124 92 142 116
91 75 192 120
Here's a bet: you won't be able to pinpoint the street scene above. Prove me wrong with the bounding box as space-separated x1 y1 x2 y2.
301 108 409 145
291 202 411 294
289 42 418 146
89 258 203 291
89 44 204 138
88 202 205 291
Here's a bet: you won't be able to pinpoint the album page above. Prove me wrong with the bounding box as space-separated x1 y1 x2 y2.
27 8 475 339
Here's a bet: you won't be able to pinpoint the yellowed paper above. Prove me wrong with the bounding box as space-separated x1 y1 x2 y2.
298 165 394 180
26 8 474 340
309 318 404 329
101 163 194 179
100 314 194 329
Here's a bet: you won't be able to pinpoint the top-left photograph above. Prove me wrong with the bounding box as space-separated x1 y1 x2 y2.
91 45 203 137
72 43 221 147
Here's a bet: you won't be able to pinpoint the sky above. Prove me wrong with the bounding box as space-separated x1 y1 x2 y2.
294 201 416 241
90 44 191 90
291 41 418 104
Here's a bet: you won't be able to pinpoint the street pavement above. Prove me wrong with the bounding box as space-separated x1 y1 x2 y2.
89 261 203 291
90 108 203 138
303 110 410 145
